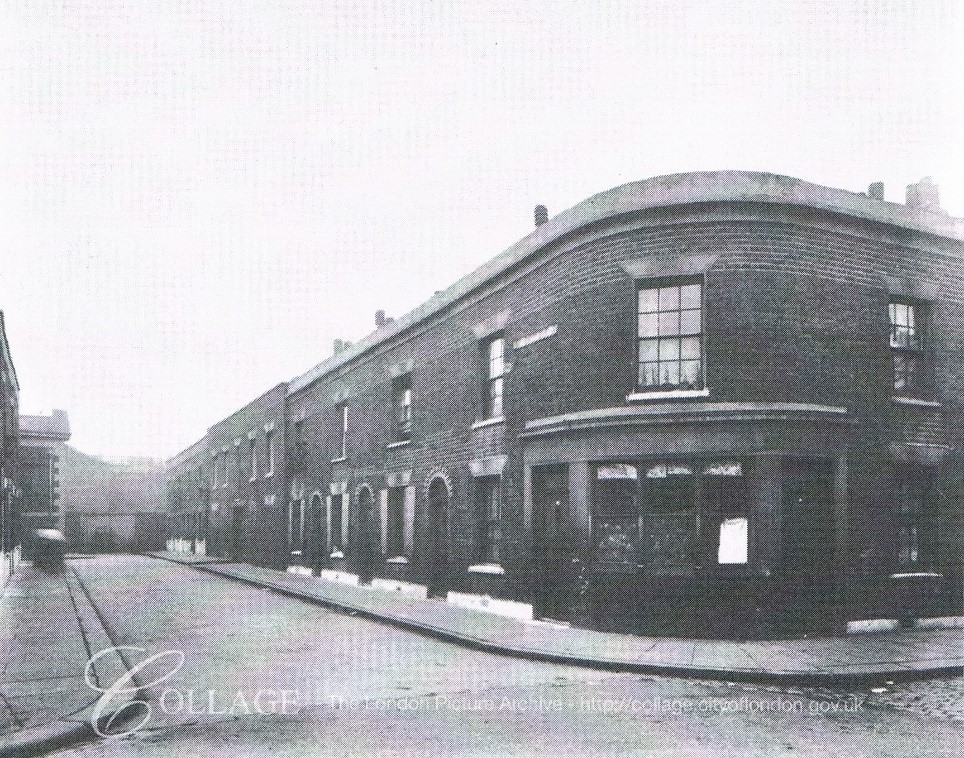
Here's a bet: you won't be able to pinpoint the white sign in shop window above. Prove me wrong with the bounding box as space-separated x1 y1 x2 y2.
717 517 748 564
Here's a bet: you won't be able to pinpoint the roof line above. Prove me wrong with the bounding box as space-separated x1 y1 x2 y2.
288 170 964 395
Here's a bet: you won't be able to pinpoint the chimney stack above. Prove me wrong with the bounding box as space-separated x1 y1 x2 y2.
867 182 885 201
333 338 344 355
375 310 386 328
534 204 548 227
906 177 942 212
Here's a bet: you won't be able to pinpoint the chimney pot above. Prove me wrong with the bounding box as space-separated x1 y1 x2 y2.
868 182 885 201
534 204 548 227
333 339 344 355
375 310 386 328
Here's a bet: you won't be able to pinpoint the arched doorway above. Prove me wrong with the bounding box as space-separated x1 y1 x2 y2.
426 477 450 597
355 486 378 584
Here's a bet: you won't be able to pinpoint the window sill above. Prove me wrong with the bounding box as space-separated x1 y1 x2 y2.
385 556 409 564
472 416 505 430
329 550 344 559
386 440 411 450
627 388 709 402
468 563 505 575
891 396 941 408
331 457 348 464
889 571 942 579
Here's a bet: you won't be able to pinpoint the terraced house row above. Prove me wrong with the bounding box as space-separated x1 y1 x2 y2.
167 171 964 638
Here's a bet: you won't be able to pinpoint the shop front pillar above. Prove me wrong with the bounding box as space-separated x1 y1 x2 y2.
751 452 782 574
568 461 591 553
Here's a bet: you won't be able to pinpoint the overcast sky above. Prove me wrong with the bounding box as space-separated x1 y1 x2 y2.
2 0 962 459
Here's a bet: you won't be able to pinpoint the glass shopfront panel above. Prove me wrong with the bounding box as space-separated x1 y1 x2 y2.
592 460 749 572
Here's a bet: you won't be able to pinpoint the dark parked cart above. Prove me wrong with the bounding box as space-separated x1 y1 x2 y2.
32 529 67 571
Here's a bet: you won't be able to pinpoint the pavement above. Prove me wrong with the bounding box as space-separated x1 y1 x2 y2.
0 562 136 757
1 552 961 757
147 551 964 687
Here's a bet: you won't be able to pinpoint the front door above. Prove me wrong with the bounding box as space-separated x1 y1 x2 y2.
780 458 838 632
355 488 378 584
309 494 326 574
532 465 577 621
231 504 248 562
426 478 449 597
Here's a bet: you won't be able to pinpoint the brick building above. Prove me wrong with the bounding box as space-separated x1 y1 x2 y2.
167 384 288 567
18 410 70 557
167 171 964 637
0 312 20 585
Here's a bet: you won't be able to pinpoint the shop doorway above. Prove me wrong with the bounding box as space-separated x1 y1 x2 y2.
532 465 576 621
780 458 838 633
781 458 836 577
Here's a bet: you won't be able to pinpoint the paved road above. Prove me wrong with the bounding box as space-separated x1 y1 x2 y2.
53 556 964 757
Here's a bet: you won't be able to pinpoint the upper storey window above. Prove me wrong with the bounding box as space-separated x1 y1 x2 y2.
333 403 349 461
392 374 412 442
889 300 928 396
484 335 505 419
638 280 703 392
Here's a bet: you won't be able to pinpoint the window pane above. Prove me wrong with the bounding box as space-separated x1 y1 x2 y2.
658 311 680 336
488 377 503 417
489 348 504 379
893 303 904 327
594 480 639 566
680 309 701 335
680 336 700 360
659 338 680 361
639 362 660 387
639 288 659 313
658 286 680 311
891 325 907 348
894 355 907 390
638 338 659 362
488 338 504 375
638 313 658 338
680 361 701 387
680 284 701 309
907 324 920 349
904 355 917 389
660 362 680 386
642 512 697 567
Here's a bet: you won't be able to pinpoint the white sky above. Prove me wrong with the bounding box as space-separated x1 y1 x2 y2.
2 0 962 459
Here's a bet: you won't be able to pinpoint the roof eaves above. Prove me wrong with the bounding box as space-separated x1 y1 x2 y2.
287 171 964 396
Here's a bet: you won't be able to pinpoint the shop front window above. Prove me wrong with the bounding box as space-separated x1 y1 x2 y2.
594 467 639 567
592 460 749 570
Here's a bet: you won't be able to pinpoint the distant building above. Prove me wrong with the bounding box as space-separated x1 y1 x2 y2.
0 311 20 585
168 172 964 638
59 447 167 554
166 384 287 562
18 410 70 557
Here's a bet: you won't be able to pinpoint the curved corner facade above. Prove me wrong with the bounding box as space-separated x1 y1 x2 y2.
166 172 964 638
